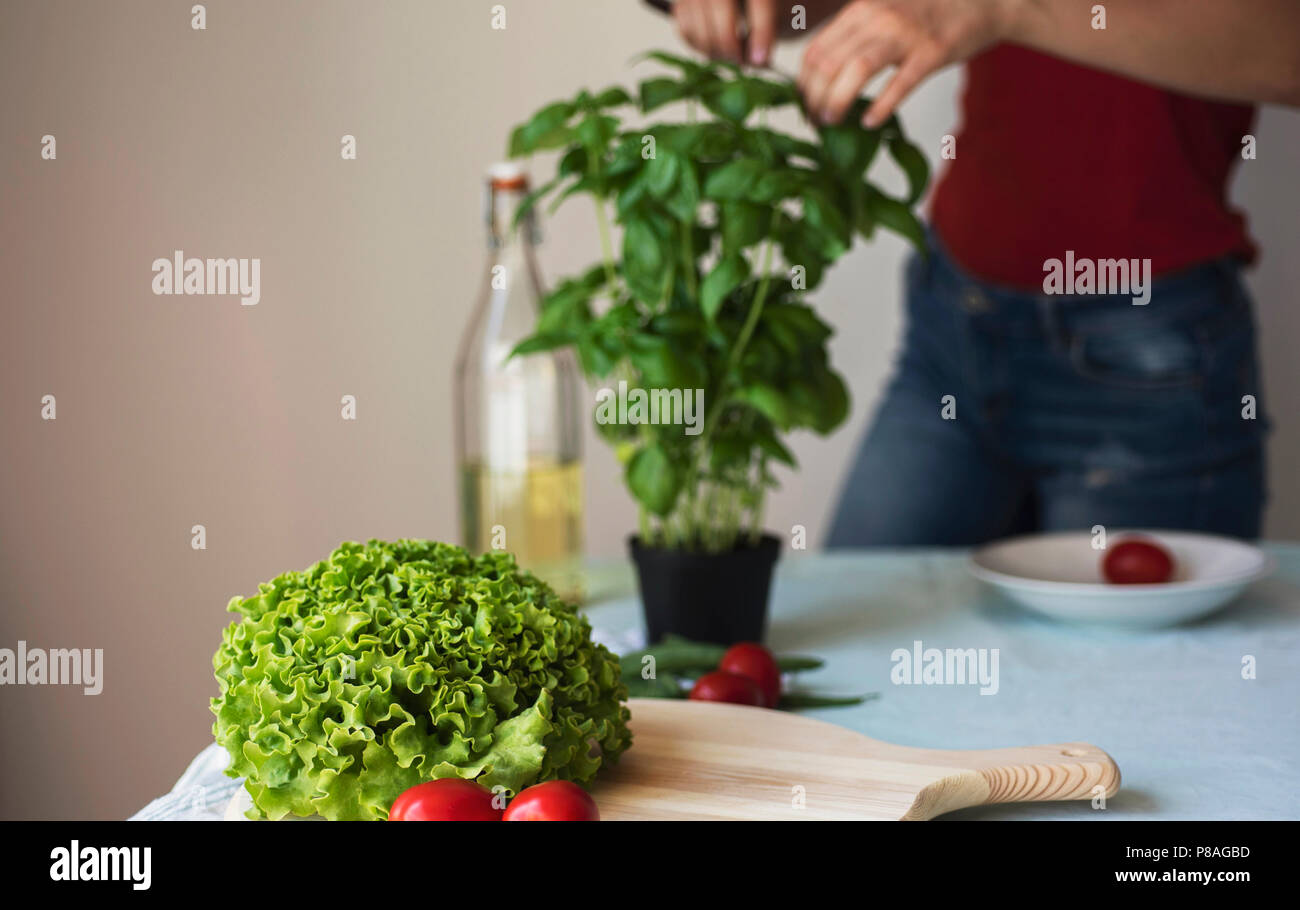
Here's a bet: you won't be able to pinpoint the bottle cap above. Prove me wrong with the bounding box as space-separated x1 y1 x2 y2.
487 161 528 190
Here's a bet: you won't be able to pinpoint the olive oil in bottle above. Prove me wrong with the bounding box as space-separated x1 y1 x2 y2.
453 163 585 602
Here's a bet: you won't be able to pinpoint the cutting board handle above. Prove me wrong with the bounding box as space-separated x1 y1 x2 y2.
900 741 1122 820
591 700 1123 820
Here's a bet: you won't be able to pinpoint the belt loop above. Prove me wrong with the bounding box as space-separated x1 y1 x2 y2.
1037 295 1068 353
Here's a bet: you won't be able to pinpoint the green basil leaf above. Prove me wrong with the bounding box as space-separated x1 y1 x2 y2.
622 673 686 699
747 128 819 162
802 189 851 259
749 169 804 203
640 50 707 80
689 122 739 160
622 216 668 303
736 383 792 428
866 187 926 252
801 367 849 433
651 310 705 335
627 336 705 388
536 273 601 335
760 315 802 356
720 201 769 253
537 301 586 337
576 262 611 291
626 443 682 516
779 692 877 709
766 303 833 347
778 232 827 291
520 126 576 156
558 146 588 177
615 169 650 217
703 80 753 122
639 77 688 112
700 251 750 322
819 124 881 176
755 426 797 468
576 334 618 376
619 635 726 676
510 333 570 358
886 132 930 205
662 158 699 223
703 157 765 201
510 174 561 229
708 435 750 472
606 134 647 178
850 180 876 238
548 174 599 212
576 113 618 151
593 86 632 108
776 654 824 672
746 78 800 108
510 101 575 155
645 150 681 198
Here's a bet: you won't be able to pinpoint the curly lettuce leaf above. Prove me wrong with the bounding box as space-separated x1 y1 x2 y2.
211 540 632 820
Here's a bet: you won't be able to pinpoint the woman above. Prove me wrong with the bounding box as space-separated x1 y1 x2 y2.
669 0 1300 544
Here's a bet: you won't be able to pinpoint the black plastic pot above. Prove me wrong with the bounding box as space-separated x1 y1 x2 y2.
628 533 781 646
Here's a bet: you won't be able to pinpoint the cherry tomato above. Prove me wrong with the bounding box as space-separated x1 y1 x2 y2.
718 642 781 708
1102 538 1175 585
503 780 600 822
689 670 764 706
388 778 503 821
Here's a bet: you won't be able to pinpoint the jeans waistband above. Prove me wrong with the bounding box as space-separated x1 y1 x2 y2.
921 228 1245 332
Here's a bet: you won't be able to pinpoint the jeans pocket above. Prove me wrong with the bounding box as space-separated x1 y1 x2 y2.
1063 257 1258 391
1068 322 1205 390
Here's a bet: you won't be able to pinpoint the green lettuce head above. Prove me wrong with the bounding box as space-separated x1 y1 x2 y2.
212 539 631 820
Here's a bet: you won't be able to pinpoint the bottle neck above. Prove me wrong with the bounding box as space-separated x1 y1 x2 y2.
486 185 538 250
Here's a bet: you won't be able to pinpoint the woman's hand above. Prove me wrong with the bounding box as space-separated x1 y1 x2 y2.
670 0 847 67
798 0 1017 127
673 0 779 66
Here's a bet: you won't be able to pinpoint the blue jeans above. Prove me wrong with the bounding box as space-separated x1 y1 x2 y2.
827 235 1269 546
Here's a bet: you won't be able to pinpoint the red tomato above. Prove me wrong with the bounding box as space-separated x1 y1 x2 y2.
1102 538 1175 585
502 780 600 822
718 642 781 708
689 670 764 706
388 778 503 821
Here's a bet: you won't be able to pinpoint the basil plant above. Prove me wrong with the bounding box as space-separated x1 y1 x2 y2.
508 51 927 552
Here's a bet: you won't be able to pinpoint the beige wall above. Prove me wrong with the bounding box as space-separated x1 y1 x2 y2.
1 1 1297 819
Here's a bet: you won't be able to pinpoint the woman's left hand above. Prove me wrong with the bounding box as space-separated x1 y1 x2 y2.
798 0 1018 127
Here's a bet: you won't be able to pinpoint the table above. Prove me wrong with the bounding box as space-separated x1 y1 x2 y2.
583 545 1300 820
134 546 1300 821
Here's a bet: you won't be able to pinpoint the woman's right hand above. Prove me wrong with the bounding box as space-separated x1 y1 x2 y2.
671 0 779 66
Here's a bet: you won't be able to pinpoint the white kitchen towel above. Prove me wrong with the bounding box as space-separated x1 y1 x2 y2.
129 745 243 821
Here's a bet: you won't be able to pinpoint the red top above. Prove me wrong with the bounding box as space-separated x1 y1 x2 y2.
929 45 1257 290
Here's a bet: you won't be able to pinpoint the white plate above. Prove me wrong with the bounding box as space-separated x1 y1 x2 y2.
968 530 1273 628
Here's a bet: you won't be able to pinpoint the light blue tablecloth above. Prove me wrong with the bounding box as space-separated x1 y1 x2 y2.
583 545 1300 820
136 545 1300 821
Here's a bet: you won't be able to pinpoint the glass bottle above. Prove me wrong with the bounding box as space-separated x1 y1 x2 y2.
454 163 585 602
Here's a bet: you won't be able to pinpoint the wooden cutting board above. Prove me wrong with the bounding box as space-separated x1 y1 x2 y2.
587 698 1121 820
